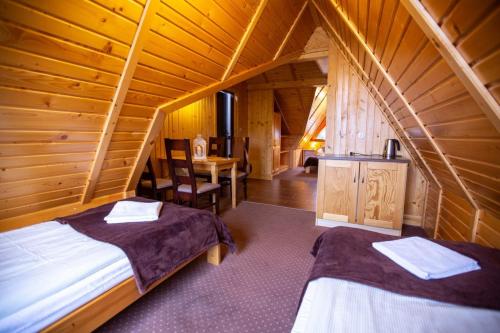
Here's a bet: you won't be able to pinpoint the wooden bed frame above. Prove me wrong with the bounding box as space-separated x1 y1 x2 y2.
1 192 226 332
41 244 221 333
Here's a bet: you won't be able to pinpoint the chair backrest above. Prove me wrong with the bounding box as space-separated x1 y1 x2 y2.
208 137 225 157
164 139 197 197
141 158 158 191
233 137 251 174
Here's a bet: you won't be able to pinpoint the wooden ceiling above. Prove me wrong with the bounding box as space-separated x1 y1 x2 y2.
311 0 500 244
247 61 326 135
0 0 498 241
0 0 316 223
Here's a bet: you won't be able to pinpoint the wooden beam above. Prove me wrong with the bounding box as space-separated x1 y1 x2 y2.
294 49 328 62
82 0 159 203
401 0 500 132
434 189 443 239
322 0 478 209
273 0 309 60
274 95 291 134
471 209 481 242
158 51 302 114
126 108 166 192
314 2 441 189
248 77 327 90
221 0 268 81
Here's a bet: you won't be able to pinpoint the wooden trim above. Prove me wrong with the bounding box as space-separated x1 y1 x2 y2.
0 192 133 232
471 209 481 242
434 189 443 239
221 0 269 81
273 0 309 60
248 77 327 90
126 108 166 192
324 0 478 209
274 95 291 133
401 0 500 133
82 0 159 203
157 51 302 114
421 180 429 228
314 3 441 189
294 49 329 61
316 218 402 236
42 245 221 332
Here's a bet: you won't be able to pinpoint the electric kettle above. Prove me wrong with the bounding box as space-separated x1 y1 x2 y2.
383 139 400 159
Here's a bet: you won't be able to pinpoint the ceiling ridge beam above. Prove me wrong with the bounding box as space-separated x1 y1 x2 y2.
126 107 166 192
401 0 500 132
157 50 302 114
313 1 440 189
322 0 478 209
273 0 309 60
248 77 327 90
81 0 159 203
221 0 269 81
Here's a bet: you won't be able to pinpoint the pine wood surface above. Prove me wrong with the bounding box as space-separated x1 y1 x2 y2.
0 0 498 247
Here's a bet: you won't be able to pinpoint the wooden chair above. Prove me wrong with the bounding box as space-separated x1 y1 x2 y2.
137 158 173 201
208 136 226 157
165 138 221 214
196 136 226 180
219 137 251 200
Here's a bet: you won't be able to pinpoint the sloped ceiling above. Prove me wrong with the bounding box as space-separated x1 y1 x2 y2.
0 0 316 222
310 0 500 230
247 61 325 135
0 0 498 230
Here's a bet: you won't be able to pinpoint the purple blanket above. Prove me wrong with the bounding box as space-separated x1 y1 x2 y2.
307 227 500 310
57 197 236 293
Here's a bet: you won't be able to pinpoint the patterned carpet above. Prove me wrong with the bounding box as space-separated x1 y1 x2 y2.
98 202 326 333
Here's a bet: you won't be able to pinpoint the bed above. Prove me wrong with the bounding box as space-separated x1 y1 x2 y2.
292 227 500 333
0 198 235 332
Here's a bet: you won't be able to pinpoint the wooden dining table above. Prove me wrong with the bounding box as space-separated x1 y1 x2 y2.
159 156 240 208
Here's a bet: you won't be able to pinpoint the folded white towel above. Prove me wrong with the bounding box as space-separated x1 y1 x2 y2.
372 236 480 280
104 201 163 223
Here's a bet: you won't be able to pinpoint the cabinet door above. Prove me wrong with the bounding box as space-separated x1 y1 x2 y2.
272 146 281 172
317 160 359 223
357 162 407 229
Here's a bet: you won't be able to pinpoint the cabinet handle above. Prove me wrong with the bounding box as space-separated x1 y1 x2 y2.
361 177 365 184
353 175 356 183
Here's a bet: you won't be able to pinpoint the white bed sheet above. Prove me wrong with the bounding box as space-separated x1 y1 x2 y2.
0 221 133 333
292 277 500 333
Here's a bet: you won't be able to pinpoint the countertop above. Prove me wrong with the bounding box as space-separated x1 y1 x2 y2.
317 154 410 164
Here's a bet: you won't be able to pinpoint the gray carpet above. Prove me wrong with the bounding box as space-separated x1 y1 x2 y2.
98 202 325 333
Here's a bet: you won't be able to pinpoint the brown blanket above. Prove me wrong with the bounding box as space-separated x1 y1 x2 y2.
307 227 500 310
57 197 236 293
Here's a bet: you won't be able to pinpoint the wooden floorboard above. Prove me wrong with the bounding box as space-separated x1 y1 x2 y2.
220 167 317 212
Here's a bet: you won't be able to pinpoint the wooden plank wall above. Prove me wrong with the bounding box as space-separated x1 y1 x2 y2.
149 95 216 173
437 191 476 242
0 0 140 220
326 46 428 226
423 182 440 236
149 87 249 177
313 0 499 246
475 210 500 249
0 0 317 225
248 89 274 180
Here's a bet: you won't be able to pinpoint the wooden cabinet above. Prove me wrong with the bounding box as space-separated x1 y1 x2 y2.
272 146 281 173
317 158 408 235
272 112 281 173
